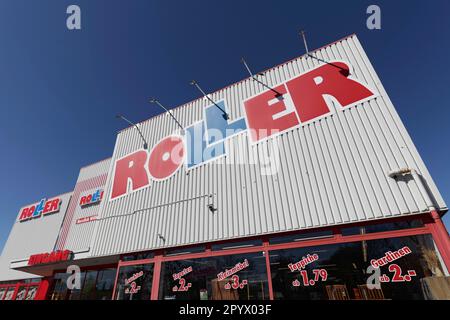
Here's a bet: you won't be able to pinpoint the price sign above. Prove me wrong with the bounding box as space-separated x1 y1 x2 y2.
292 269 328 287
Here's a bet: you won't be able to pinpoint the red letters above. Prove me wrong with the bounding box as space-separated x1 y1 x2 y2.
286 62 374 123
244 84 299 142
148 136 184 180
43 198 60 215
19 198 61 222
28 250 72 266
19 207 32 221
79 196 87 206
111 138 185 199
244 62 374 142
111 150 150 199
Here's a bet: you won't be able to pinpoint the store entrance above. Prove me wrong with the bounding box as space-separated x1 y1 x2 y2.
49 266 116 300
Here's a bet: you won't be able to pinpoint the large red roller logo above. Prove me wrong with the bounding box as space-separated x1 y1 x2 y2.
111 136 185 199
110 61 376 200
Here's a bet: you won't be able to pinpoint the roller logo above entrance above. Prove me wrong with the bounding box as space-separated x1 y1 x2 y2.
18 197 62 222
110 61 377 201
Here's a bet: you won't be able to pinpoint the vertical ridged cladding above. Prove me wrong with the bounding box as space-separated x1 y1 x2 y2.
90 34 447 258
55 158 111 252
0 192 72 281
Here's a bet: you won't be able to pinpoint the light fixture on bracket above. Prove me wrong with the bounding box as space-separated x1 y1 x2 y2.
116 114 148 150
299 30 349 75
241 57 283 98
190 80 229 120
149 98 185 134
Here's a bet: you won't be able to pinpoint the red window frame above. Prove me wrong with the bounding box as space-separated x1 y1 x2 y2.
111 211 449 300
0 281 43 301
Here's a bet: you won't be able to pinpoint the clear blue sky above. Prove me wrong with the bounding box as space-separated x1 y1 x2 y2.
1 0 449 252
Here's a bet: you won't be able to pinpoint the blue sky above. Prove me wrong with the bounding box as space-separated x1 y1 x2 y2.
0 0 449 252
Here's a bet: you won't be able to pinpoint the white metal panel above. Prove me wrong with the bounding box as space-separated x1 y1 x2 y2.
90 34 447 257
0 192 72 282
55 158 111 253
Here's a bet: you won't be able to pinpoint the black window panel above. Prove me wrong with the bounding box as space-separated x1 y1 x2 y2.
68 272 86 300
114 264 153 300
269 230 333 245
95 268 117 300
165 246 206 256
80 270 98 300
159 252 269 300
341 220 424 236
211 239 263 251
121 251 154 261
269 234 445 300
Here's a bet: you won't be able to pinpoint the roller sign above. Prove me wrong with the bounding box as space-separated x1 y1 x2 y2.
110 61 377 200
79 189 104 207
18 197 62 222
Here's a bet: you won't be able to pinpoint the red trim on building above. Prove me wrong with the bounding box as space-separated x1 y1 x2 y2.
425 210 450 271
150 254 163 300
35 278 51 300
263 238 274 300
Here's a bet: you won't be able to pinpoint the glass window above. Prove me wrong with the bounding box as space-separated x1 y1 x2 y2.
270 243 361 300
25 286 38 300
270 230 333 245
49 268 117 300
3 287 15 300
212 240 262 251
21 278 40 284
122 251 154 261
50 273 70 300
165 246 205 256
15 286 27 300
80 271 98 300
341 219 424 236
159 252 269 300
269 234 446 300
114 264 153 300
68 272 86 300
364 234 446 300
95 268 117 300
0 288 6 300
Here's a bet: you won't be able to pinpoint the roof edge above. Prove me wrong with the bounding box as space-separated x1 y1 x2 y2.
118 33 358 134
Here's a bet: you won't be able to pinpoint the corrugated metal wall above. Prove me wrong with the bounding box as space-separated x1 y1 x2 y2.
90 34 447 257
0 192 72 281
55 158 111 252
